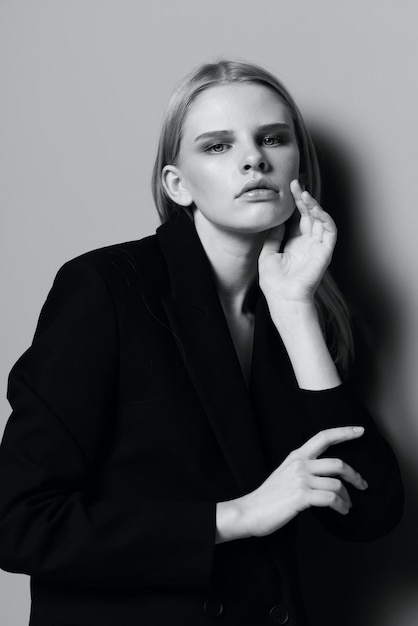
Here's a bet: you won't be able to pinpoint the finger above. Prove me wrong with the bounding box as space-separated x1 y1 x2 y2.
260 224 286 257
310 206 337 233
310 476 352 508
307 489 351 515
310 206 337 249
296 426 365 460
299 213 314 237
300 190 319 212
298 190 335 238
290 179 310 216
290 178 304 202
310 205 337 231
309 458 368 491
290 182 324 237
322 227 337 251
311 216 324 240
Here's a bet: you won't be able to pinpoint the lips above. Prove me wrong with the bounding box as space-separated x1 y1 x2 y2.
237 178 279 197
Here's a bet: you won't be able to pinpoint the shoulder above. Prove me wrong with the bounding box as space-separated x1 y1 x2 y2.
61 233 162 277
33 234 169 339
55 233 169 298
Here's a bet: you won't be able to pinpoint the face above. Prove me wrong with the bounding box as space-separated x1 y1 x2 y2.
166 83 300 234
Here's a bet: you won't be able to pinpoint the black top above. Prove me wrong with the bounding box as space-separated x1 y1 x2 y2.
0 211 404 625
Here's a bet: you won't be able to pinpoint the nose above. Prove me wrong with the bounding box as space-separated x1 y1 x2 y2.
240 142 269 173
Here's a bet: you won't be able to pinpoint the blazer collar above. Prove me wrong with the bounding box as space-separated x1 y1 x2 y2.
156 211 218 309
156 211 269 494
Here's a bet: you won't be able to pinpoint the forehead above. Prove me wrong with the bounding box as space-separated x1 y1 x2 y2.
182 83 294 138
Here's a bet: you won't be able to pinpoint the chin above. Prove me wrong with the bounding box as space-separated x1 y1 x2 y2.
239 203 294 232
196 203 294 235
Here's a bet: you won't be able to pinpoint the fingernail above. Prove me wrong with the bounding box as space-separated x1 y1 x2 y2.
353 426 364 433
362 480 368 490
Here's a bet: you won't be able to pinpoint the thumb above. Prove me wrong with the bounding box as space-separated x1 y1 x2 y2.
260 225 285 259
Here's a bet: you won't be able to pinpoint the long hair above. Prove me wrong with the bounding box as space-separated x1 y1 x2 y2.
151 59 353 373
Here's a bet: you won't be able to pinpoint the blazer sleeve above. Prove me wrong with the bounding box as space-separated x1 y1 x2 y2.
296 382 404 541
0 258 216 589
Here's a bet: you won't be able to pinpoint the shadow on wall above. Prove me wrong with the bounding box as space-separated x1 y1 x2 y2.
312 127 395 399
296 127 417 626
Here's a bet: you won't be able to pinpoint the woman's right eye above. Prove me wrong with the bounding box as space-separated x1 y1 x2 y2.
205 143 229 153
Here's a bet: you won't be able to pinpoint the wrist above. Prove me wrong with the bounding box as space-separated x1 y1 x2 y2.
268 300 318 335
215 497 252 544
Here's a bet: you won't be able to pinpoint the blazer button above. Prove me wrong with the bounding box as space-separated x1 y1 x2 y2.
204 598 224 619
269 604 290 624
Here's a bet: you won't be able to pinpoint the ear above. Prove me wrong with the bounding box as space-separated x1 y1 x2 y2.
162 165 193 207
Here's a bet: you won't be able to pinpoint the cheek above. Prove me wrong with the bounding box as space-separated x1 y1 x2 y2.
186 163 228 200
285 149 300 176
271 148 300 181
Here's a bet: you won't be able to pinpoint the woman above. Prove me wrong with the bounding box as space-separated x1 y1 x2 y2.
0 60 404 625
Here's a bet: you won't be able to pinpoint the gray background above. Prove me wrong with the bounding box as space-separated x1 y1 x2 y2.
1 1 417 624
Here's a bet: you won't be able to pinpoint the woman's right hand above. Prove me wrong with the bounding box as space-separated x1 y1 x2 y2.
216 426 368 543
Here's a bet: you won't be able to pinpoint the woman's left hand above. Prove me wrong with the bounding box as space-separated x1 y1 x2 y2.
259 179 337 307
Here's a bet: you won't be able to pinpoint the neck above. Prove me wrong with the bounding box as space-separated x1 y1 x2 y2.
193 211 265 316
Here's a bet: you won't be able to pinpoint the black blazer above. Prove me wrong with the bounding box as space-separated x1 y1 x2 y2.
0 211 403 626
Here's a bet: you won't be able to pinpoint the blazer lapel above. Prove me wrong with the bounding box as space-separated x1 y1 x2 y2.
157 212 268 494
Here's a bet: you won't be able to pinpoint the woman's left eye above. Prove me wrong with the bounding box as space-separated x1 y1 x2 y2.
263 136 282 146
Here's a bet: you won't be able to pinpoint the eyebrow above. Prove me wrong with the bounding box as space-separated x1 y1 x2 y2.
194 123 291 143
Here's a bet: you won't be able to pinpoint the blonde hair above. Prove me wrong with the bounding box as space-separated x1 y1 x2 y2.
151 59 353 373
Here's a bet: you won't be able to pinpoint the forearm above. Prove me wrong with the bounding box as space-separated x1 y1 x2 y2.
269 301 341 391
273 307 403 535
